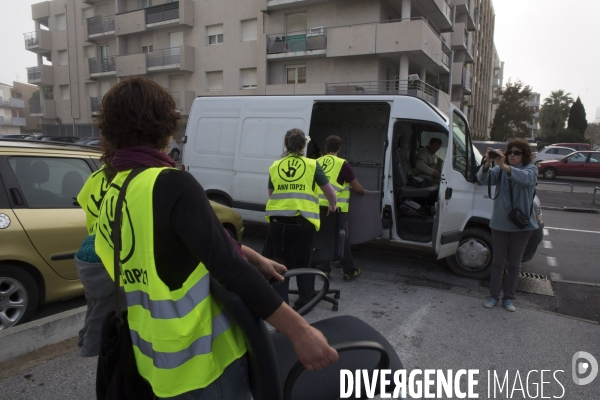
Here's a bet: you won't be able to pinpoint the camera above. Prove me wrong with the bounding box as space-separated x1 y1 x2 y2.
488 150 501 159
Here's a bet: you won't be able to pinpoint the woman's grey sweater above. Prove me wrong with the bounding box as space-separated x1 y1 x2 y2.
477 163 539 232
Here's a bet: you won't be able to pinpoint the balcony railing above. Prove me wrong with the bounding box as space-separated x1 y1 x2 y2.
441 41 451 68
29 100 42 114
267 27 327 55
24 32 38 47
146 47 180 68
0 117 26 126
325 79 439 105
90 97 101 113
89 57 116 74
146 2 179 24
171 91 181 110
27 67 41 82
87 15 115 36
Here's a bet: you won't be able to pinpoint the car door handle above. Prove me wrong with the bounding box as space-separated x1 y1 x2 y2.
445 187 453 200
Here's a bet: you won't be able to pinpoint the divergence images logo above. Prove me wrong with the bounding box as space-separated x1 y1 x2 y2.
572 351 598 386
321 156 335 174
278 157 306 183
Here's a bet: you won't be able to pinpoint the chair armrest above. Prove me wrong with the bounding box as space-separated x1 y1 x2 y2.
283 340 391 400
282 268 329 316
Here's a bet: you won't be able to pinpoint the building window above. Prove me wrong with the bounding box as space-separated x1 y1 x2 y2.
207 24 224 45
140 0 152 8
56 14 67 31
60 85 70 100
142 45 154 53
241 19 257 42
241 68 257 89
58 50 68 66
100 44 110 59
286 66 306 84
207 71 224 91
285 12 307 35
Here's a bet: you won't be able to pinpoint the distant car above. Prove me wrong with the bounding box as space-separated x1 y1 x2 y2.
0 134 32 140
533 146 576 164
537 151 600 179
36 136 80 143
74 138 101 147
168 140 181 161
551 143 591 151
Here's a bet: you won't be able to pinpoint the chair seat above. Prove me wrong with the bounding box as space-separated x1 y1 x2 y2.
400 184 438 198
271 315 403 400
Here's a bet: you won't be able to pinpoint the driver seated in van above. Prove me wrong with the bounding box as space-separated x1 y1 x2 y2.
416 138 443 184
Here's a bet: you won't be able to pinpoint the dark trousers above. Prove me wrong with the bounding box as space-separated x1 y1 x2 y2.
315 212 355 274
262 216 316 307
490 229 532 301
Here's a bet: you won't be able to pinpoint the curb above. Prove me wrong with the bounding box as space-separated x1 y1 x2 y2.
0 306 86 363
540 206 599 214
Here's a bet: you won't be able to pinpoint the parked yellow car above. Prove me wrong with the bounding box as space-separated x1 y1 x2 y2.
0 139 244 330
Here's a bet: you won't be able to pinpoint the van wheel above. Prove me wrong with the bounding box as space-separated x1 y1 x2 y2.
446 228 493 279
169 149 180 161
0 265 39 331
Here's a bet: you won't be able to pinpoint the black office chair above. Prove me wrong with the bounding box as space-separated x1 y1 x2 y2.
210 273 403 400
290 206 342 314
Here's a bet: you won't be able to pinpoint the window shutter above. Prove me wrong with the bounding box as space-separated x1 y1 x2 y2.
87 83 98 97
241 19 257 41
58 50 68 66
100 81 111 97
207 24 223 36
56 14 67 31
207 71 224 91
242 68 257 88
286 13 306 34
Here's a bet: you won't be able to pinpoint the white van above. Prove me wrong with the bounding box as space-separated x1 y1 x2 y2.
182 95 544 279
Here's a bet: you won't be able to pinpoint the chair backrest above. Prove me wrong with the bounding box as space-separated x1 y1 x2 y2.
311 206 341 264
210 277 283 400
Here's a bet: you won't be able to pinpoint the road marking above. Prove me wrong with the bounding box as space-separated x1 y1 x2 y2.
550 272 563 281
546 227 600 234
543 240 553 249
547 257 558 267
543 229 549 236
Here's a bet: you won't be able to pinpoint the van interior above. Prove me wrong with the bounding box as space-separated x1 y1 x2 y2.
307 101 448 243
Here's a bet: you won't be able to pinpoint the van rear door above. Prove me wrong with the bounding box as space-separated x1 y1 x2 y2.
433 107 477 259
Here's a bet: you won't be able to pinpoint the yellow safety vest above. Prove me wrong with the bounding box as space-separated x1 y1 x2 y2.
77 166 111 235
265 155 321 230
95 168 247 398
317 155 351 212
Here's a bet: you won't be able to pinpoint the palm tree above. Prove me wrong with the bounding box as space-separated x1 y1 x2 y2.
539 90 574 135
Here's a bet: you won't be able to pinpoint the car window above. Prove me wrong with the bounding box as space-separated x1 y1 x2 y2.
566 153 586 163
452 111 473 179
8 157 92 208
557 148 573 155
545 148 557 155
588 153 600 163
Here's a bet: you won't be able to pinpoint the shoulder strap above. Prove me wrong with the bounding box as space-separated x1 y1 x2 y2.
508 173 536 220
488 169 502 200
113 167 146 326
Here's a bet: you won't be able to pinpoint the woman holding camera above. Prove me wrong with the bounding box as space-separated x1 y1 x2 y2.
477 139 538 312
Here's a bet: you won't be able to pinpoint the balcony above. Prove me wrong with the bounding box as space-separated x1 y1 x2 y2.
89 57 117 78
27 65 53 86
0 96 25 109
441 41 451 69
492 76 500 87
171 90 195 116
31 1 50 22
451 24 468 51
464 42 474 64
262 0 330 12
115 46 194 77
418 0 453 32
86 15 115 40
28 99 56 119
454 0 476 31
24 30 52 54
267 27 327 59
90 97 101 115
0 117 26 127
325 79 439 106
452 65 471 94
493 58 501 70
114 0 193 36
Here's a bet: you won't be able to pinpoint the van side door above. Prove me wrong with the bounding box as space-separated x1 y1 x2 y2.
433 109 477 259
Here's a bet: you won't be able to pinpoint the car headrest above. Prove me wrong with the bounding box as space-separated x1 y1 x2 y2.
62 171 84 200
29 161 50 184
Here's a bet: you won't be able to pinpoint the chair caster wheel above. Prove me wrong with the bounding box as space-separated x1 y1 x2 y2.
332 305 338 311
334 293 340 299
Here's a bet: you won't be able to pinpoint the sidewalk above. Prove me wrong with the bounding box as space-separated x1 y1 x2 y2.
537 189 600 212
1 265 599 399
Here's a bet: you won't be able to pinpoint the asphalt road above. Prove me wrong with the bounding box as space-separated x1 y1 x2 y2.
537 176 600 193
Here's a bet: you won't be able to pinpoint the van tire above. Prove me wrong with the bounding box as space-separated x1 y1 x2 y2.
446 228 493 279
0 265 39 330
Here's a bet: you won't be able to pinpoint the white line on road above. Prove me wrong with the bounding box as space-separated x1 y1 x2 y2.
545 227 600 234
543 229 549 236
547 257 558 267
543 240 553 249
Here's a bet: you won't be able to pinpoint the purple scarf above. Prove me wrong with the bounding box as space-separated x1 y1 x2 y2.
111 146 176 171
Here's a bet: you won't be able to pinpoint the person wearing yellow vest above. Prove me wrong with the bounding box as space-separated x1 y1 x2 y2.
264 129 338 311
315 135 366 282
93 77 338 399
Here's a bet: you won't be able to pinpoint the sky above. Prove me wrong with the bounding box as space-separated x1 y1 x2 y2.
1 0 599 122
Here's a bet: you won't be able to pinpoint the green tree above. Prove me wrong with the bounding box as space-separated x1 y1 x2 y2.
567 97 588 136
539 90 573 137
489 80 534 141
585 123 600 148
30 90 40 101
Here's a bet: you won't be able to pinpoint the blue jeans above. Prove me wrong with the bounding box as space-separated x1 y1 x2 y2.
159 355 251 400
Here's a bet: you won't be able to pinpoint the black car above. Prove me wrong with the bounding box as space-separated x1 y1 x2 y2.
36 136 80 143
74 138 101 147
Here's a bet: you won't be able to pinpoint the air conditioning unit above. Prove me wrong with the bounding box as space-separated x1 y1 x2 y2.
408 74 420 82
307 27 325 37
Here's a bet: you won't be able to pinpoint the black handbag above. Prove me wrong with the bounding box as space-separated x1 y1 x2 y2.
508 178 535 230
96 168 154 400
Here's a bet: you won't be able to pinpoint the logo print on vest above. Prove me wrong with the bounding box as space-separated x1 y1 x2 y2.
99 185 136 264
278 157 306 183
320 156 335 174
87 173 111 234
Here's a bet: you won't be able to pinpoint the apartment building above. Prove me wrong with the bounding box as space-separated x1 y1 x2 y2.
527 92 540 140
24 0 499 137
486 44 502 138
0 83 27 135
